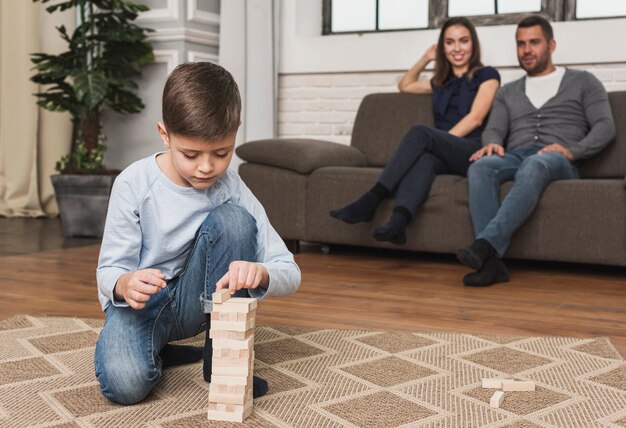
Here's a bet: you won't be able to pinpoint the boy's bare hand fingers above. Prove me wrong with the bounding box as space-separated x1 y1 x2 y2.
130 290 151 303
245 267 257 287
141 271 166 288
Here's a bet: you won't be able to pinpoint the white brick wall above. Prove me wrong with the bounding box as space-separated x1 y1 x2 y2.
277 64 626 145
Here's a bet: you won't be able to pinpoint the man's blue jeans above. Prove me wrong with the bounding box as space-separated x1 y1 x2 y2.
468 146 579 257
94 204 256 404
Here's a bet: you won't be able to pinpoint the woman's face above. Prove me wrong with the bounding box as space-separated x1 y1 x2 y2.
443 25 473 70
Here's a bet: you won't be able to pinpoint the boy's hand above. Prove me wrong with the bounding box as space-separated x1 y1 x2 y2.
216 261 269 295
114 269 167 310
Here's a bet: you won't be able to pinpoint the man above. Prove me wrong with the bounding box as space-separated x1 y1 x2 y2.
456 15 615 286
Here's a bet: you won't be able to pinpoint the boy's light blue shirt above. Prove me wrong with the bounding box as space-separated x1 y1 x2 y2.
96 152 301 311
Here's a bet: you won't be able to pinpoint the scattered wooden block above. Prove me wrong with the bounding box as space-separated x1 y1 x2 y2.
212 289 231 303
502 380 536 392
482 378 513 389
490 390 505 408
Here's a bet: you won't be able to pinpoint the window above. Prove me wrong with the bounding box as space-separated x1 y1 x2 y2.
323 0 626 35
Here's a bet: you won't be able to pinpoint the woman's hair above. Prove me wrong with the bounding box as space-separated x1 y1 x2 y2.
432 17 483 87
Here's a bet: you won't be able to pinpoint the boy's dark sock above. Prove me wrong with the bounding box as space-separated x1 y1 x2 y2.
160 344 203 368
463 255 509 287
202 315 213 382
252 375 269 398
371 206 411 245
329 183 389 224
456 238 496 270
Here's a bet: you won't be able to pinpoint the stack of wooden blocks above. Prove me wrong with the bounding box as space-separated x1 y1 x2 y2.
207 289 258 423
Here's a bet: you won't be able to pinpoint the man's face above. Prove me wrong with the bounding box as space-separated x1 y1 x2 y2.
516 25 555 76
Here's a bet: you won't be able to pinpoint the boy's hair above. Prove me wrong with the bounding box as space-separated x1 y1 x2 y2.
517 15 554 42
162 62 241 141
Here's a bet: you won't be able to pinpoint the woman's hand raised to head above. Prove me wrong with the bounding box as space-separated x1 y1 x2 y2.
423 44 437 62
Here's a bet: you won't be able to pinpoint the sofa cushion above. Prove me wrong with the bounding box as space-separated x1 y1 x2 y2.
578 91 626 179
350 93 434 167
236 138 367 174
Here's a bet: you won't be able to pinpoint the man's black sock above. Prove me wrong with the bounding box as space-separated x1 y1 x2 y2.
372 206 411 245
252 375 269 398
330 183 389 224
160 344 203 368
463 255 509 287
456 238 496 270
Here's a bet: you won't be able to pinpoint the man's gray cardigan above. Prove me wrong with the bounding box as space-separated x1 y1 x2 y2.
482 69 616 160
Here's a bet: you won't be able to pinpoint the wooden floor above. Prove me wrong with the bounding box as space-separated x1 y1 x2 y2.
1 217 625 357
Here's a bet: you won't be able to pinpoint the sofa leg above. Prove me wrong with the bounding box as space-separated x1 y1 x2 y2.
284 239 300 254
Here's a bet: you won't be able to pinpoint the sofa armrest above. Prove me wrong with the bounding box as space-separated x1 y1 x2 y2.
236 138 367 174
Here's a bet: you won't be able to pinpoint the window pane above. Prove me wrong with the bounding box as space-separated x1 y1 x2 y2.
379 0 429 30
448 0 494 17
331 0 376 32
576 0 626 18
497 0 541 14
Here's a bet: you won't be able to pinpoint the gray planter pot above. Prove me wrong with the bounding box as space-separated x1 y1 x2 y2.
51 174 117 238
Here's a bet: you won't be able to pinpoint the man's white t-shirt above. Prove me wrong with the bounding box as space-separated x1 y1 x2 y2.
525 66 565 109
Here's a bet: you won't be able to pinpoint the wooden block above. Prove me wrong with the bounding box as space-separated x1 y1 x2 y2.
210 329 254 341
211 317 256 333
212 335 254 350
207 403 252 423
208 387 252 405
213 347 252 359
212 289 231 303
490 391 505 408
482 378 512 389
211 374 251 386
502 381 536 392
212 383 247 395
213 298 257 313
212 357 254 376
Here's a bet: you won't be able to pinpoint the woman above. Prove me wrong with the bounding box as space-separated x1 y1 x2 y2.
330 17 500 245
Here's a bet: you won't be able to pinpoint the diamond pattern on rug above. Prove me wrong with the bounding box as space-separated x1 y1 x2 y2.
323 391 436 428
340 356 437 387
256 338 326 364
1 315 624 427
0 356 60 385
29 330 99 354
474 334 526 344
464 386 571 415
589 364 626 390
572 338 622 359
462 347 552 373
0 315 33 331
355 332 436 353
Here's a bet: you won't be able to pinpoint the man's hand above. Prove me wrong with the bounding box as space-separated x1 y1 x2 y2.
216 261 269 295
538 143 573 160
114 269 166 310
470 143 505 161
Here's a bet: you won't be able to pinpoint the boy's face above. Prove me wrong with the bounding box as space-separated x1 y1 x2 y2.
157 123 236 190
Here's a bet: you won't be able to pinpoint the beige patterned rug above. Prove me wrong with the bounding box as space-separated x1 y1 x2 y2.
1 315 625 428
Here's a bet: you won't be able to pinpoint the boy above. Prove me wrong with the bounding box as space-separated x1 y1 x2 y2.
95 62 301 405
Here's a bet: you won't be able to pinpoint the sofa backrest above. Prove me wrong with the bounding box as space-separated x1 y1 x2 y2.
351 91 626 178
351 93 434 167
578 91 626 178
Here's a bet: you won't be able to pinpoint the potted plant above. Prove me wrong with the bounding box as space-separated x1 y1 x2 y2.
31 0 154 237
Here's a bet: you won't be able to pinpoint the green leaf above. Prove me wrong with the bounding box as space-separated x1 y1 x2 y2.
74 70 108 110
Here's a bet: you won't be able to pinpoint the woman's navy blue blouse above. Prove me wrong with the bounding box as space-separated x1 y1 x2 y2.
431 66 500 140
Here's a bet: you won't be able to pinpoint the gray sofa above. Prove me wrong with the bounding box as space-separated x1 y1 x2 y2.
237 92 626 267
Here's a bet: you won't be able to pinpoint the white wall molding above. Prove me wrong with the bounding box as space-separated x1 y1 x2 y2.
147 27 219 46
137 0 180 23
187 50 219 63
187 0 220 25
153 49 180 73
280 0 626 74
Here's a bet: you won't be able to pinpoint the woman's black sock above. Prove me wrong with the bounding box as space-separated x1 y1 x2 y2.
330 183 389 224
463 255 509 287
372 206 411 245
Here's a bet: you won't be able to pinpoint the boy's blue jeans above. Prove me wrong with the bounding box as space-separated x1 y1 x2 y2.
94 204 256 405
467 146 579 257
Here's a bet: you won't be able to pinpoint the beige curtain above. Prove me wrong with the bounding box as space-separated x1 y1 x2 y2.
0 1 73 217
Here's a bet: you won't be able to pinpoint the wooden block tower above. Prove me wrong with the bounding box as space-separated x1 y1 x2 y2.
207 289 257 423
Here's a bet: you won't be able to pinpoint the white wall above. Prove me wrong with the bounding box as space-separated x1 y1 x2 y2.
277 0 626 145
